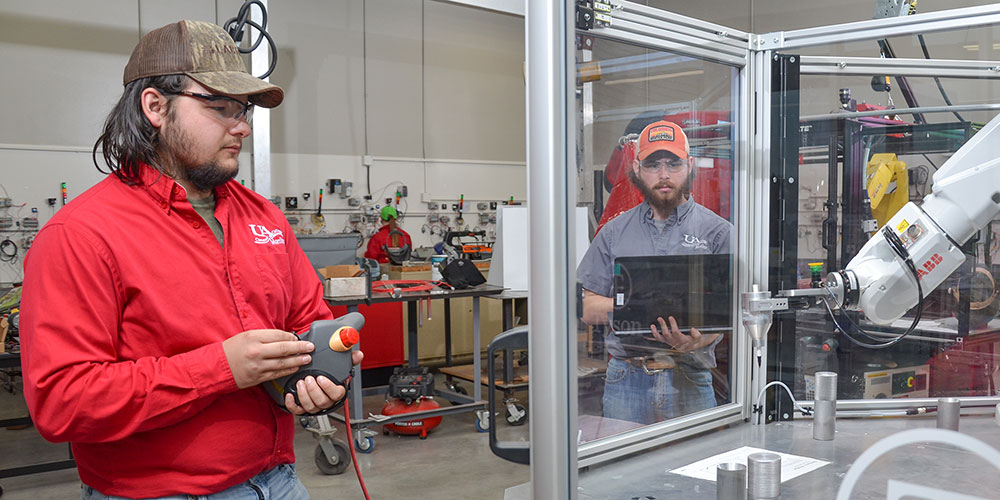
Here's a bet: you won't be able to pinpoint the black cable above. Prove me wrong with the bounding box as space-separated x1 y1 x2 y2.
917 34 965 123
823 226 925 349
910 165 930 197
223 0 277 79
0 239 17 263
877 39 926 124
920 154 938 171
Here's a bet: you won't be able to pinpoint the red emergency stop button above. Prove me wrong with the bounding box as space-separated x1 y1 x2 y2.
329 326 359 352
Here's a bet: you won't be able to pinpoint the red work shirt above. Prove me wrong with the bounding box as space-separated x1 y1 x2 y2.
20 165 332 497
364 224 412 264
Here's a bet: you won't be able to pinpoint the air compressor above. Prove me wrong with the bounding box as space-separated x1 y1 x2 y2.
380 366 442 439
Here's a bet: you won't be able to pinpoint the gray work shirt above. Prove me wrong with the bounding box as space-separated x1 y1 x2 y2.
577 197 733 362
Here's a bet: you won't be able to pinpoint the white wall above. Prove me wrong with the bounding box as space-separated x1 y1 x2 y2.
0 0 526 286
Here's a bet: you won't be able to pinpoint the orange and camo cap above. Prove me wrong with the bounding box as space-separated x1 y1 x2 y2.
637 120 689 161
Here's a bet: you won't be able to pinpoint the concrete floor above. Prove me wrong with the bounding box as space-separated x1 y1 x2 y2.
0 379 530 500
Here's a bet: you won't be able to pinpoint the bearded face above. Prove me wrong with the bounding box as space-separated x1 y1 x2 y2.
160 113 240 192
630 151 693 214
155 84 246 193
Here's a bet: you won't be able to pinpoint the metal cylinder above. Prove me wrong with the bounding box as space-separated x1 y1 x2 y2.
812 399 836 441
812 372 837 441
995 402 1000 427
717 462 747 500
747 452 781 499
936 397 961 431
814 371 837 401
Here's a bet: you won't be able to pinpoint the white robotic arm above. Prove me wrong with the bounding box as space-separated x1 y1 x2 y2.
827 112 1000 325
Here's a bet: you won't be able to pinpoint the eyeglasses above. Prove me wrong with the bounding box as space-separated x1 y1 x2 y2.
639 158 686 174
162 90 254 125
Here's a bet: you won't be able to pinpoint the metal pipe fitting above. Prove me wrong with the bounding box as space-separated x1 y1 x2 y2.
813 371 837 441
747 452 781 499
936 397 960 431
716 462 747 500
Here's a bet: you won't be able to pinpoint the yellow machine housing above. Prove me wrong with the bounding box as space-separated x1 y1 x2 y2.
866 153 909 230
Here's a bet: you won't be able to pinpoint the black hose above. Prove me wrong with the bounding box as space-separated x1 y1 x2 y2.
824 226 924 349
917 34 965 123
223 0 278 79
0 239 17 263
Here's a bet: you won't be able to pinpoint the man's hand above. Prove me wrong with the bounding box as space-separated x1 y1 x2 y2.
648 316 719 352
223 329 316 389
284 350 364 415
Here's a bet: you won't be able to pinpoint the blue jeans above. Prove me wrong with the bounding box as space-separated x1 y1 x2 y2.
81 464 309 500
602 356 717 424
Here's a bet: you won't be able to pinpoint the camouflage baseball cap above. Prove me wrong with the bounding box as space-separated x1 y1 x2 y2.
123 20 283 108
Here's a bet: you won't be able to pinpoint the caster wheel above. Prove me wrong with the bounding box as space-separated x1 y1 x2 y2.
454 385 468 396
314 441 351 475
505 404 528 426
475 417 489 433
355 436 375 454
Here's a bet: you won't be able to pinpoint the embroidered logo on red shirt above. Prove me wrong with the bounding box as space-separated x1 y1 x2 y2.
249 224 285 245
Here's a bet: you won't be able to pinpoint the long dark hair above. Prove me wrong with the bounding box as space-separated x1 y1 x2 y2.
92 75 188 184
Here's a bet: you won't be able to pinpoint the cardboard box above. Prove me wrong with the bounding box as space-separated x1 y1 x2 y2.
318 265 363 279
324 277 366 298
319 265 366 298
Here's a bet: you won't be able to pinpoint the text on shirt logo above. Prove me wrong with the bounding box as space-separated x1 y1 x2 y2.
249 224 285 245
682 234 708 251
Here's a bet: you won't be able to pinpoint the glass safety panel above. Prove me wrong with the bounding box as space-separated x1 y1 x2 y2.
767 27 1000 419
575 36 740 442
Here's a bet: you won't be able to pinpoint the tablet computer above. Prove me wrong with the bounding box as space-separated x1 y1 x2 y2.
610 253 733 335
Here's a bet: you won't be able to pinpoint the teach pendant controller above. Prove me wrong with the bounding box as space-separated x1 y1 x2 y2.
265 312 364 415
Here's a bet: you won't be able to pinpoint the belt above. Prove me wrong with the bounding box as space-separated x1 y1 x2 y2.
615 355 676 374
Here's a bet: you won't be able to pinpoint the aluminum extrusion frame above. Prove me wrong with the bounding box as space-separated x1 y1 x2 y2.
757 4 1000 50
528 1 577 498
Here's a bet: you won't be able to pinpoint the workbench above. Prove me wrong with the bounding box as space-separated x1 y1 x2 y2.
568 416 1000 499
325 283 505 450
